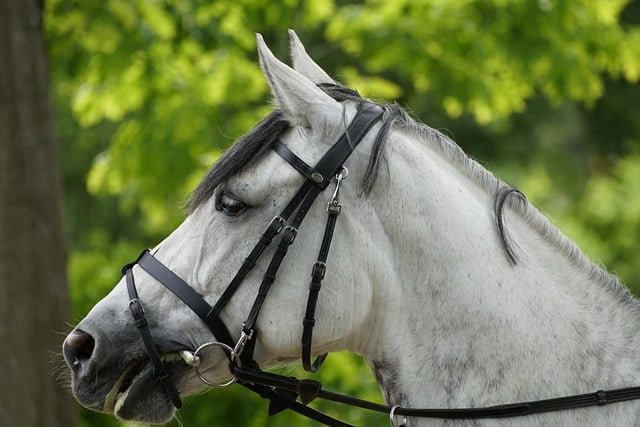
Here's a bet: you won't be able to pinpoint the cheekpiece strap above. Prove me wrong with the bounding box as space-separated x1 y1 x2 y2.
123 258 183 409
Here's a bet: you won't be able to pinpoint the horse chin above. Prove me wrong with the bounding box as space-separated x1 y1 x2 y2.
103 354 186 424
113 375 176 423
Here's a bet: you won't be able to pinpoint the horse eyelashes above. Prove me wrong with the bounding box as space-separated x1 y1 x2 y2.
215 189 248 217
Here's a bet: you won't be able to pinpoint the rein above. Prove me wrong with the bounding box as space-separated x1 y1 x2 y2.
121 101 640 426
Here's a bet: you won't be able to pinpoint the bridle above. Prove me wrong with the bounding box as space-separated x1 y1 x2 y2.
122 101 640 427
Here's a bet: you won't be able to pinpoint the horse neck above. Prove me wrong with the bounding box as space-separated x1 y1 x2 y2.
357 127 640 414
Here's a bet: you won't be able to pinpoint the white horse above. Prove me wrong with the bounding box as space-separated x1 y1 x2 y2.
63 31 640 426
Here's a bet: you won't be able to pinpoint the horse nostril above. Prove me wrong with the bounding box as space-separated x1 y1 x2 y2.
63 329 95 369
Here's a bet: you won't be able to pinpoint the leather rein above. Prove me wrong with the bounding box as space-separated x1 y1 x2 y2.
121 102 640 426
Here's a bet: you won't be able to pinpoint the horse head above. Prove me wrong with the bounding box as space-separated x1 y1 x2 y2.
62 32 387 423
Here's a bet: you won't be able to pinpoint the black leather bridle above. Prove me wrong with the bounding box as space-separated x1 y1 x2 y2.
121 101 640 426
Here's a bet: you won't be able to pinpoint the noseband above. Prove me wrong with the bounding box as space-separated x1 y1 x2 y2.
121 101 640 426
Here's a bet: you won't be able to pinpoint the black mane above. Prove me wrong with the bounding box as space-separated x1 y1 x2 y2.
187 84 401 212
187 110 288 212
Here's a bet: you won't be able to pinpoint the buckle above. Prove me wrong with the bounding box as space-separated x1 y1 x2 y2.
311 172 325 185
128 298 145 317
268 216 286 234
327 201 342 215
311 261 326 281
233 325 255 359
282 226 298 244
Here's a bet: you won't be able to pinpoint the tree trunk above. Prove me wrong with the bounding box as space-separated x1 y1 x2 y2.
0 0 76 426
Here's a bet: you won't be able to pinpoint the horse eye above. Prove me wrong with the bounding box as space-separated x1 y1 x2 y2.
215 191 248 217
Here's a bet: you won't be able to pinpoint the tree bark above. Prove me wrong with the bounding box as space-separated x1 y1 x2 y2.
0 0 76 426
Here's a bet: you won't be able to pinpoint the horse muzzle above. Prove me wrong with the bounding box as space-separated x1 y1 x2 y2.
62 328 184 423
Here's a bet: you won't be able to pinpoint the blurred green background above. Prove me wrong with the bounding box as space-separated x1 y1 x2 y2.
45 0 640 425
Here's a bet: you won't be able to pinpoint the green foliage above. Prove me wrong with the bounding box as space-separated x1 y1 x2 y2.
497 153 640 297
553 154 640 294
327 0 640 123
46 0 640 425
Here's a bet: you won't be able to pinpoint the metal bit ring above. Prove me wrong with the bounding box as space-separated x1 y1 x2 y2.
191 341 241 388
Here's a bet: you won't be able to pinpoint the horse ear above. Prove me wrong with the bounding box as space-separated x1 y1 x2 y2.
288 29 335 84
256 33 342 129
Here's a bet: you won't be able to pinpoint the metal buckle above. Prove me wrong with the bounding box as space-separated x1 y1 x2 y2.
269 216 286 234
327 167 348 214
128 298 144 315
327 201 342 215
283 226 298 244
311 172 325 184
311 261 327 281
232 326 254 359
128 298 147 327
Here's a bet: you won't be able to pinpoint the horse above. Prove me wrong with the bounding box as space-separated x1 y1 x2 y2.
63 31 640 426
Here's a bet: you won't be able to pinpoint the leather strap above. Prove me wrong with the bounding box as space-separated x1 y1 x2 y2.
271 102 384 190
237 102 384 365
233 363 640 424
210 180 315 318
136 251 235 348
301 203 339 372
271 102 383 372
238 185 323 366
388 385 640 419
312 103 384 186
240 381 353 427
124 264 182 409
272 141 323 185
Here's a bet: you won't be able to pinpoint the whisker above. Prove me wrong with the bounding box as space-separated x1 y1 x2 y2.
48 350 72 390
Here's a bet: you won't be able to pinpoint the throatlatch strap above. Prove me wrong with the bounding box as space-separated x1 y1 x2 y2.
301 202 339 372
